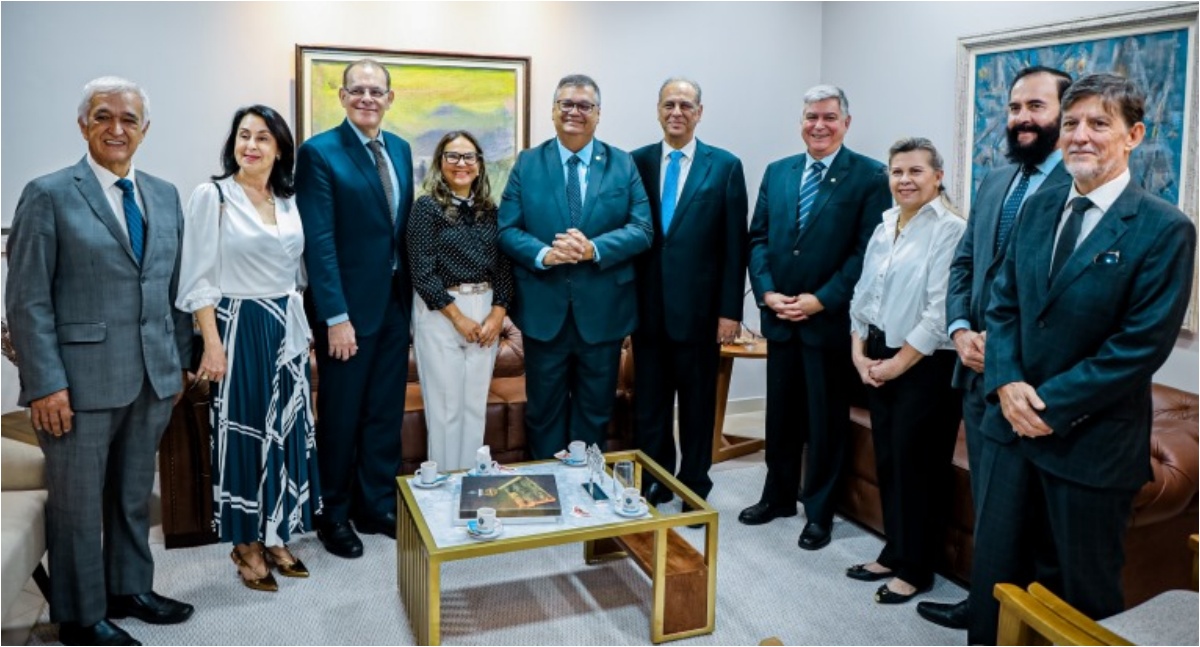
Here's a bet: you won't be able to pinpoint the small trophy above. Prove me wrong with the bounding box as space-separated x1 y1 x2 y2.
582 443 608 500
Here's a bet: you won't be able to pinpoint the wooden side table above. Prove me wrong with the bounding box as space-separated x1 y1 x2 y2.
711 341 766 462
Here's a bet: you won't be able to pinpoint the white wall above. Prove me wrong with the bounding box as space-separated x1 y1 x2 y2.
822 0 1198 393
0 1 825 411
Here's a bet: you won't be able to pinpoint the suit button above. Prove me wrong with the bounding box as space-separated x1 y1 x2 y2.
140 277 147 284
793 250 800 256
141 318 148 326
1037 320 1046 328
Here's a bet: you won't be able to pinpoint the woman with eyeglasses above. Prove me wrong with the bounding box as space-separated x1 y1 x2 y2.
407 131 514 471
177 105 319 592
845 137 965 604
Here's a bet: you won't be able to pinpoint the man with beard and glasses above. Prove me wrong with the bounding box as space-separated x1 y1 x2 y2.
916 66 1072 631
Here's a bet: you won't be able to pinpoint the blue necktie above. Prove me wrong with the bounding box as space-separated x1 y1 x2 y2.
796 161 825 231
115 178 144 264
995 165 1034 254
1050 196 1093 283
660 150 684 233
566 154 583 228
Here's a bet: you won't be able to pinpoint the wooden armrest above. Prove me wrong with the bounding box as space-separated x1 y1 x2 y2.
1191 534 1198 590
1027 583 1132 646
994 583 1099 646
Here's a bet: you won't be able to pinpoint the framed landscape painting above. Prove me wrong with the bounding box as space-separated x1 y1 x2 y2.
296 46 530 194
953 3 1198 329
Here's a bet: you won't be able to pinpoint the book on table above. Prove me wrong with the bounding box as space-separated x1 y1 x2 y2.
455 474 563 525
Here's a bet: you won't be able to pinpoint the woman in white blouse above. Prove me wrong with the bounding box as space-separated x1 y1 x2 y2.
177 105 318 592
846 138 965 604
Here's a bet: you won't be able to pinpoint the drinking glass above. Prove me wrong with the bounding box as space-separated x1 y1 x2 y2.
613 460 635 496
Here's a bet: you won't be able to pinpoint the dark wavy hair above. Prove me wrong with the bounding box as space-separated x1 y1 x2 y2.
423 130 495 218
212 104 296 198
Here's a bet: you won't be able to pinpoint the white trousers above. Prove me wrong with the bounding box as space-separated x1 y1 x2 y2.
412 289 499 471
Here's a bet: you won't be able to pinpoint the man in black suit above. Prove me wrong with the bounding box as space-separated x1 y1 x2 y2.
968 73 1196 644
631 78 748 507
917 66 1072 630
296 59 414 557
497 74 653 459
742 85 891 550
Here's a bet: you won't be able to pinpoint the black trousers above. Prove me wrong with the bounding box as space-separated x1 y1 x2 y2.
312 289 410 523
761 336 851 525
632 331 720 499
863 331 961 588
523 308 623 460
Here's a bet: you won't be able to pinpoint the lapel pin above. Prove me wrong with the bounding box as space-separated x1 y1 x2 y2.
830 178 837 183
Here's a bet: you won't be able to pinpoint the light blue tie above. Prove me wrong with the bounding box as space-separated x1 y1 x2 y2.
115 178 144 264
661 150 684 233
796 160 825 232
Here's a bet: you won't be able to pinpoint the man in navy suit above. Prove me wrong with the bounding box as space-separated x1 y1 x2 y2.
968 73 1196 644
498 74 653 459
918 65 1072 630
742 85 891 551
630 78 747 507
296 58 414 557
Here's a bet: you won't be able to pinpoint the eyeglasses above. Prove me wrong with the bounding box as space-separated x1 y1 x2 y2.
442 151 480 165
343 86 388 99
556 100 597 115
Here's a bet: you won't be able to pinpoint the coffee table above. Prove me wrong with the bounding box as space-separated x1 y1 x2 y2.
396 450 718 645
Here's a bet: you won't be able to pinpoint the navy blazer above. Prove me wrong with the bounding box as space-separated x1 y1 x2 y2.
295 119 414 336
497 138 653 344
946 162 1070 389
631 140 748 342
983 181 1196 490
747 147 890 344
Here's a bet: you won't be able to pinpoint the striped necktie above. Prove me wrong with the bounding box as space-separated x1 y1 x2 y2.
566 155 583 228
796 161 825 232
115 178 144 264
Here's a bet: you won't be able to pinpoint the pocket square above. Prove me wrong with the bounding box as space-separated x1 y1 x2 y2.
1093 250 1121 265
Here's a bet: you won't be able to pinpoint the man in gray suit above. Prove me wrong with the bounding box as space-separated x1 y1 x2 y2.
6 77 194 646
498 74 653 459
918 65 1072 630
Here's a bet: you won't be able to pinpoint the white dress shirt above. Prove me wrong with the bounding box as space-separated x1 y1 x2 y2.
177 176 310 363
1053 169 1131 267
86 154 145 241
659 138 698 203
850 198 966 355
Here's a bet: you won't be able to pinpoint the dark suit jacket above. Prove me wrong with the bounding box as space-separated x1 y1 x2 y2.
5 157 191 410
631 140 748 342
295 119 414 336
497 138 653 344
747 147 890 344
983 181 1196 490
946 162 1070 389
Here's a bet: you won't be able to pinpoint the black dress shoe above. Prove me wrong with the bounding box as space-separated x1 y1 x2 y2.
917 598 970 629
680 501 705 529
107 592 194 625
846 563 894 582
318 520 364 558
645 482 674 506
354 511 398 539
59 619 141 646
875 581 932 604
797 521 831 550
737 501 797 525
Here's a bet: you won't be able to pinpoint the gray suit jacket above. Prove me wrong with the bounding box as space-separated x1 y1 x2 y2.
5 156 191 410
945 162 1070 389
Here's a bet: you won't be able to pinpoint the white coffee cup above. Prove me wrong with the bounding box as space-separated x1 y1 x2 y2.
418 460 438 484
568 440 586 462
477 507 498 533
476 446 493 474
621 487 645 512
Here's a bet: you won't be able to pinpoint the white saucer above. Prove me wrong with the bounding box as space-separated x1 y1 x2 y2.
466 520 504 540
553 450 587 467
411 475 448 489
613 502 650 518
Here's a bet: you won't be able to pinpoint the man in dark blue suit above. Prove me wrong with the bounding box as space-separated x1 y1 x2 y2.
742 85 891 551
498 74 653 459
630 77 747 507
296 59 414 557
918 65 1072 630
969 74 1196 644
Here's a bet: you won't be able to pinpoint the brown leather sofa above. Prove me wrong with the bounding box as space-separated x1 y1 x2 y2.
159 318 636 548
837 381 1199 608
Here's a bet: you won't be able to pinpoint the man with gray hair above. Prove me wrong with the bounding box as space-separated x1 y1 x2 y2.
631 77 747 510
743 85 890 551
6 76 194 645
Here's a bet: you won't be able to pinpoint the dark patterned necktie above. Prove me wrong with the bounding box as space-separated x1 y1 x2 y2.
115 178 144 264
1049 196 1093 283
796 160 825 232
366 139 396 226
566 154 582 228
995 165 1034 254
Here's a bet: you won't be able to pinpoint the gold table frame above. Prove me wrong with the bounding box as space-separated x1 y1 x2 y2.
396 450 718 645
